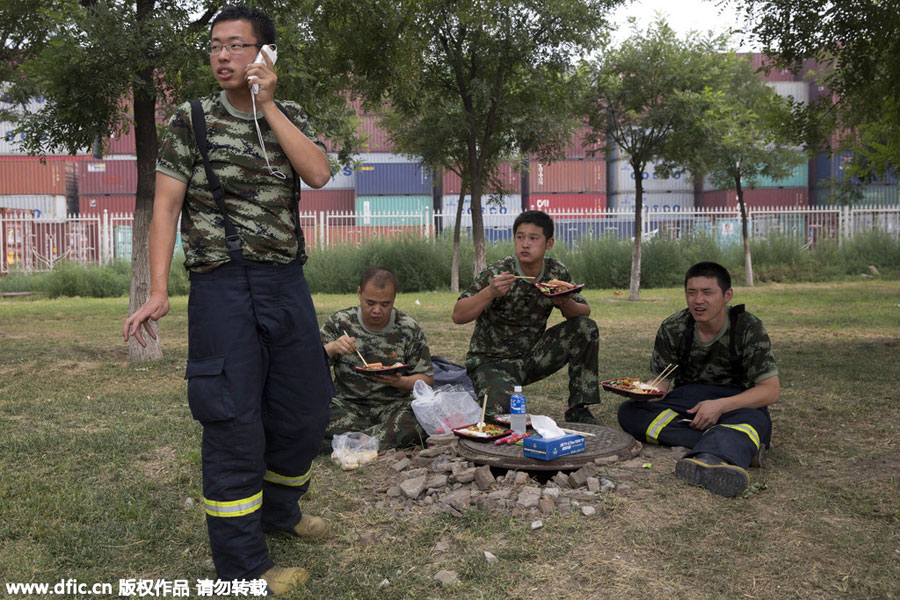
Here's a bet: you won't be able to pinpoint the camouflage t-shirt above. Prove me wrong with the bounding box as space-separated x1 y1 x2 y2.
157 91 324 272
321 307 433 405
651 306 778 389
461 255 587 368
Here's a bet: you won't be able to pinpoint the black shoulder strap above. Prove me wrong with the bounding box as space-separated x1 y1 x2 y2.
728 304 746 383
189 99 242 258
677 311 694 386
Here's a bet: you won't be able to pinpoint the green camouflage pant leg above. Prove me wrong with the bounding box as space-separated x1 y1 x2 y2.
524 316 600 409
469 360 528 414
373 400 426 449
325 396 424 449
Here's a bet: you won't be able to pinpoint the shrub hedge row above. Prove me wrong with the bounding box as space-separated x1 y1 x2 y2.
2 231 898 298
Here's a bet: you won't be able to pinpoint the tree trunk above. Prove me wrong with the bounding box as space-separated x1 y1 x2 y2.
470 162 486 276
736 176 754 286
127 59 162 360
450 185 466 293
628 161 643 301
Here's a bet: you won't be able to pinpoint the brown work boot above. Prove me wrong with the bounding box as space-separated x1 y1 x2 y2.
278 513 329 541
260 565 309 596
675 453 749 497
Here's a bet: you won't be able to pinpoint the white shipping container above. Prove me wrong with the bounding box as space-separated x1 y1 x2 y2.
301 153 357 190
766 82 809 105
440 194 521 228
608 158 693 193
0 195 68 219
350 152 423 164
608 192 695 214
0 96 90 155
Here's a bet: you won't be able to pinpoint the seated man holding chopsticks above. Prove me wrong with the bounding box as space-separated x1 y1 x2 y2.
321 266 433 448
618 261 780 497
451 210 601 425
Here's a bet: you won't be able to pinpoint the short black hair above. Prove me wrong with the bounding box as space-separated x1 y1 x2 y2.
513 210 554 240
210 5 276 46
684 261 731 293
360 267 399 294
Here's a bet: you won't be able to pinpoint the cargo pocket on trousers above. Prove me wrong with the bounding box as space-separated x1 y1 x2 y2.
184 356 235 422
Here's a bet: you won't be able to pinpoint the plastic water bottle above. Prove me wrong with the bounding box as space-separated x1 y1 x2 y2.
510 385 527 434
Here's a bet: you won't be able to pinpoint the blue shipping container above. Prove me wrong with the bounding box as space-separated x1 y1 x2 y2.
356 162 434 195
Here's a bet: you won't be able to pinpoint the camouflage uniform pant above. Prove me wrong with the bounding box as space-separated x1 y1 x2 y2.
325 396 425 449
468 316 600 415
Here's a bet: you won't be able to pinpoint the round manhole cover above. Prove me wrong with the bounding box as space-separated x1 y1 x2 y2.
455 423 641 471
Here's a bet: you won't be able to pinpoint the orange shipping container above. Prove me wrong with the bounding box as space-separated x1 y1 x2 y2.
0 158 75 195
528 159 606 193
442 163 521 195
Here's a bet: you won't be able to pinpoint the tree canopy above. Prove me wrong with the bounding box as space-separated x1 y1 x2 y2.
313 0 619 275
735 0 900 183
584 19 727 300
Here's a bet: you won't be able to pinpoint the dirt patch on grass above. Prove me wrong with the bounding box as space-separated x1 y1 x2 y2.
136 445 177 481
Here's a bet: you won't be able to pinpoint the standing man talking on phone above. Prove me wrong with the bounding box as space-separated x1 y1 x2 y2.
123 5 333 595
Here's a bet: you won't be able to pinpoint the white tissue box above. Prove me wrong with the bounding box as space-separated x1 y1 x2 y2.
522 434 585 461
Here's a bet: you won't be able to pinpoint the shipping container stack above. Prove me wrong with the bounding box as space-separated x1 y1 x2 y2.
441 162 522 237
812 152 900 206
698 55 812 210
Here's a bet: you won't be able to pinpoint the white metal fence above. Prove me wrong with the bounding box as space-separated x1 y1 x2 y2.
3 205 899 274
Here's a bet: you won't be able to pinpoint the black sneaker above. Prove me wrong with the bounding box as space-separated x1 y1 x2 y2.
564 406 601 425
675 453 749 497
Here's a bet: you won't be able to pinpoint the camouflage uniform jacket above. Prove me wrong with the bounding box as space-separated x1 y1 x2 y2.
461 255 587 370
651 306 778 389
321 307 433 405
157 91 325 272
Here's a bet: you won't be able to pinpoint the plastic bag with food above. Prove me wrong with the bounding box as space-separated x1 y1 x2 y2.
330 432 379 470
411 380 482 435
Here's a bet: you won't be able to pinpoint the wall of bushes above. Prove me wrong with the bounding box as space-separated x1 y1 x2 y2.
2 231 898 298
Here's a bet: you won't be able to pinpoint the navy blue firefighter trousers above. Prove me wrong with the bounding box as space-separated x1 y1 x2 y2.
185 256 333 580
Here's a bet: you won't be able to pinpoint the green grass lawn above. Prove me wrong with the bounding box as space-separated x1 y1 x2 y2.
1 281 899 599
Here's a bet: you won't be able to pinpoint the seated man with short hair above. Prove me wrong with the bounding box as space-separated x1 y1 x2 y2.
451 210 601 424
321 266 433 448
618 261 780 497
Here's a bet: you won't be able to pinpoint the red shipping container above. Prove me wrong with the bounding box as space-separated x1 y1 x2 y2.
358 115 394 152
558 125 605 159
528 193 606 219
528 159 606 193
79 195 136 215
104 126 136 155
443 163 521 195
698 188 808 208
79 160 138 195
299 189 354 213
739 53 796 82
0 158 75 195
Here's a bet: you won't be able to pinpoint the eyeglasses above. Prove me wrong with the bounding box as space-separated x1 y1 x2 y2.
207 42 261 56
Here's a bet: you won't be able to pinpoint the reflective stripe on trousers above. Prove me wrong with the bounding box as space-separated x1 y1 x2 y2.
645 409 679 444
716 423 760 449
263 468 312 487
203 491 263 518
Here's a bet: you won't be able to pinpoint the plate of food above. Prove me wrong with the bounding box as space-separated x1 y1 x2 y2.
492 413 533 426
602 377 666 400
353 362 410 376
533 279 585 297
452 422 512 441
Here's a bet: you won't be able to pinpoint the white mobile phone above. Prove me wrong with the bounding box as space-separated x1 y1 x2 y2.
250 44 277 95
